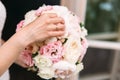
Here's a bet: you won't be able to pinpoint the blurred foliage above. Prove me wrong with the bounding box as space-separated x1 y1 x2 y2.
85 0 120 34
81 0 120 76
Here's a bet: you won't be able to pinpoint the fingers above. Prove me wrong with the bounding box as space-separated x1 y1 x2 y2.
33 13 64 28
47 23 65 31
46 13 58 18
24 13 66 43
40 13 65 32
40 13 58 18
42 13 65 37
46 17 65 24
48 30 65 37
55 23 65 31
40 13 64 24
43 13 65 31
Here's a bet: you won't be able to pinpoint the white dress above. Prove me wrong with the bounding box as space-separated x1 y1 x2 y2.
0 0 6 34
0 1 10 80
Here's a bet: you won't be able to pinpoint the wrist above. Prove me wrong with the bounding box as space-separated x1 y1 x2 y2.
14 23 36 48
11 31 31 49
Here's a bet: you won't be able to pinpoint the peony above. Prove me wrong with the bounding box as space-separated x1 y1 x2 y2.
20 49 34 67
33 55 52 69
40 41 64 63
37 67 54 79
74 63 84 75
53 61 76 79
63 37 83 64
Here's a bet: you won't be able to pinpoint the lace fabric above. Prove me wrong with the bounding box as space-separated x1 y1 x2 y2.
0 70 10 80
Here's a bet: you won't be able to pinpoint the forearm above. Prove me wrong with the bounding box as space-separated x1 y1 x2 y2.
0 13 65 76
0 33 27 76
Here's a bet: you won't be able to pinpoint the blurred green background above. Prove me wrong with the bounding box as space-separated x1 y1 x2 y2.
85 0 120 34
81 0 120 79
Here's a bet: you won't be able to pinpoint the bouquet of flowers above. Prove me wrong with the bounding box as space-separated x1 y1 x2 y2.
16 5 88 79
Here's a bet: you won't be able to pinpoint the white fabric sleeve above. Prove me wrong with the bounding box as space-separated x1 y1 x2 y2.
0 1 10 80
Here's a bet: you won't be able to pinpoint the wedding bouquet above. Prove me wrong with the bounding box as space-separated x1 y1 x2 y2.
16 5 88 79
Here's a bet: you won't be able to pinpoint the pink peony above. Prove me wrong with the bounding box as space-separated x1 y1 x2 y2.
79 38 88 61
20 49 34 67
40 41 64 63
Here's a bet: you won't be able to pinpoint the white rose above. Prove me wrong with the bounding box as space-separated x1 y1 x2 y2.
23 10 37 27
37 68 54 79
33 55 52 68
53 61 76 71
80 27 88 37
53 61 76 78
65 13 81 37
53 6 69 18
64 37 83 64
74 63 84 75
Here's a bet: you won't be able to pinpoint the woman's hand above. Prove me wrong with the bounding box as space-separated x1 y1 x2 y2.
0 13 65 75
15 13 65 47
0 13 65 70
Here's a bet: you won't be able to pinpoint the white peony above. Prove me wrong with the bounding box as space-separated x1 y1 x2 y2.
33 55 52 69
80 27 88 37
37 68 54 79
23 10 37 27
53 61 76 78
64 37 83 64
74 63 84 75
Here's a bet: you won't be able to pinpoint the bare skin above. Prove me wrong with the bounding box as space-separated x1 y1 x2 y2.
14 0 87 69
0 13 65 76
